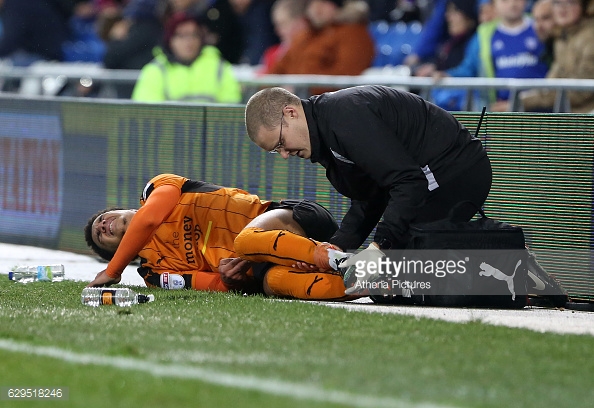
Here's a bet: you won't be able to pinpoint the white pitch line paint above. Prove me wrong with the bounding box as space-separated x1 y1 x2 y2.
0 339 456 408
317 300 594 336
273 297 594 336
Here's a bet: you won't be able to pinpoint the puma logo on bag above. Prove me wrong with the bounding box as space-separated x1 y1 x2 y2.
478 259 522 300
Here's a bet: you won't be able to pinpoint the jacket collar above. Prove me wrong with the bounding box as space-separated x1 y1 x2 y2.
302 98 323 164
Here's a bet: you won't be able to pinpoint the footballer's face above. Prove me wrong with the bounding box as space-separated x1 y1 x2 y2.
91 209 137 253
257 105 312 159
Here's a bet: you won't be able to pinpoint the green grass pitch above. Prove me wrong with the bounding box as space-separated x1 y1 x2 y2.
0 280 592 408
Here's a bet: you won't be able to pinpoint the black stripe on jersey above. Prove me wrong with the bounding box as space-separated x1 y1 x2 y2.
137 262 194 289
142 182 155 201
137 262 157 286
181 179 225 194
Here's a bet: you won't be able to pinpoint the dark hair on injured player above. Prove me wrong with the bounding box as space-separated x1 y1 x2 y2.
84 207 127 261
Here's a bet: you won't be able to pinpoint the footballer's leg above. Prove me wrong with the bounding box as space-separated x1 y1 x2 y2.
234 212 348 271
263 265 354 300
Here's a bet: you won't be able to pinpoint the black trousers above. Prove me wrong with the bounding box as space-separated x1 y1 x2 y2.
382 155 493 249
414 155 492 224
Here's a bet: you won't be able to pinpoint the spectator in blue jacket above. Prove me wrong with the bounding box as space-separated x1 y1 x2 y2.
434 0 549 111
403 0 448 69
415 0 479 110
404 0 496 70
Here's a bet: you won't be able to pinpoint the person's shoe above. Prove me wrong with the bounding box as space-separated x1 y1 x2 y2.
525 247 569 307
312 243 352 272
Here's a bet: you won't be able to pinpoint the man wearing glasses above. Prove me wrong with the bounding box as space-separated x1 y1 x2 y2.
244 85 492 286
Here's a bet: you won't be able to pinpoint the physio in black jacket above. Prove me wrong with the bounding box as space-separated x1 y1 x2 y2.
245 85 492 255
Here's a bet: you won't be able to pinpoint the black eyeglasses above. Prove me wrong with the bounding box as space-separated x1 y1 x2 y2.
268 112 285 154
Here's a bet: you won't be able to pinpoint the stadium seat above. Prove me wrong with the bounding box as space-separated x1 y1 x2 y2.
369 20 423 67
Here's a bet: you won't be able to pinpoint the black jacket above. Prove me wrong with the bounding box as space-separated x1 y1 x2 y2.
103 19 163 70
303 85 487 250
0 0 71 61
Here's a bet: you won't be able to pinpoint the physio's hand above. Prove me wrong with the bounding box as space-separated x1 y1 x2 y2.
342 243 385 295
219 257 252 288
341 243 384 269
87 269 121 287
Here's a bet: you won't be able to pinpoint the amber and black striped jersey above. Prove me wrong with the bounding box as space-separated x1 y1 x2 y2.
105 173 272 291
138 174 272 275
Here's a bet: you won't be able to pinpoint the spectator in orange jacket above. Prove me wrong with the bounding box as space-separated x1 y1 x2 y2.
259 0 309 73
269 0 375 94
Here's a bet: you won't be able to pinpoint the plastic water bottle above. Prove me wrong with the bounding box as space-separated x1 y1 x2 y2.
81 287 155 307
8 264 65 283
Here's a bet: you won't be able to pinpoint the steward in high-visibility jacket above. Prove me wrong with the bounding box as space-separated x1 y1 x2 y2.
131 12 242 104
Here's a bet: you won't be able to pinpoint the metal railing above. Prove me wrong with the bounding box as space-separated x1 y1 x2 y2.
1 61 594 112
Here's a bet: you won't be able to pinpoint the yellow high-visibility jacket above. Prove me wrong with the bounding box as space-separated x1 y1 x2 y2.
132 46 242 103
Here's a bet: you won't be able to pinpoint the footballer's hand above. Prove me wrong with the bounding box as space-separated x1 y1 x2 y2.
219 257 252 288
87 269 121 287
292 261 319 271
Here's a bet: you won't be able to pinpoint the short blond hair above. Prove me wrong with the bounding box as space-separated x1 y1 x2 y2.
245 87 301 142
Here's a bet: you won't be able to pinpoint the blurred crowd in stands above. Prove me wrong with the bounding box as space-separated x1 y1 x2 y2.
0 0 592 111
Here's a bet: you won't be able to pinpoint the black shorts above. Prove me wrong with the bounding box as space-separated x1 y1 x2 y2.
267 199 339 242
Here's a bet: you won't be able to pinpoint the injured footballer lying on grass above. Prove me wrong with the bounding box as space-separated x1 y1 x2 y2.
84 173 359 301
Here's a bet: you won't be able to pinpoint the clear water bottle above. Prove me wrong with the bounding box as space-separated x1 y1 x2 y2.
81 287 155 307
8 264 65 283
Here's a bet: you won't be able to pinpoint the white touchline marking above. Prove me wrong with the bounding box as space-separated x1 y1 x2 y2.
0 339 456 408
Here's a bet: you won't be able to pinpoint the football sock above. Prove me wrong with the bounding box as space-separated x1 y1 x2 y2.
315 244 352 271
264 265 348 300
235 227 349 270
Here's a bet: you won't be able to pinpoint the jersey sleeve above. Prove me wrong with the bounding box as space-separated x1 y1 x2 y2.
138 266 234 292
140 173 188 204
105 183 181 279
